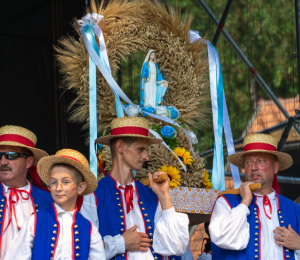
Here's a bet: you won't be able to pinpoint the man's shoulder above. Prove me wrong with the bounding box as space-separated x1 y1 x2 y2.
278 194 300 211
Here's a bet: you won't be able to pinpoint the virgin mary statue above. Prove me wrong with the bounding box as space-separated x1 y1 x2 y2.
140 50 168 108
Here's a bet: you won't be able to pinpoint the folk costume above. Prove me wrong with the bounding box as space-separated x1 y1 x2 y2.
209 134 300 260
140 50 168 108
0 125 53 259
93 117 189 260
4 149 105 260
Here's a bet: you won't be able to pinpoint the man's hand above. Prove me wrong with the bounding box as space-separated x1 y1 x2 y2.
149 172 172 210
239 181 255 207
274 224 300 250
122 225 151 252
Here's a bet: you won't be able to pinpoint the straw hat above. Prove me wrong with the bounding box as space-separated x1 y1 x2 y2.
0 125 48 165
37 149 98 196
227 133 293 171
95 117 162 145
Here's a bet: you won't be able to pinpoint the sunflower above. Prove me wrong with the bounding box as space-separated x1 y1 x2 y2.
173 147 193 166
202 170 213 189
158 165 181 188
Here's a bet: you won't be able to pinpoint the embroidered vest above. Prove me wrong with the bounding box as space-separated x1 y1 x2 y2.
94 173 181 260
211 193 300 260
32 203 91 260
0 182 53 250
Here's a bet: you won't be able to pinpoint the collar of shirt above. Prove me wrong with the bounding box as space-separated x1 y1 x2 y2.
3 180 31 195
117 180 136 192
54 203 75 216
253 190 277 200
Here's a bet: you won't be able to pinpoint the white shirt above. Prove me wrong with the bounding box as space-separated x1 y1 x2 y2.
81 181 189 260
209 191 300 260
0 181 34 260
4 203 105 260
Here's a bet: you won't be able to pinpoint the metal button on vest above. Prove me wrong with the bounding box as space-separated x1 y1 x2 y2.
255 216 258 219
0 205 4 208
121 254 125 257
35 204 38 207
146 219 150 223
279 216 283 219
51 244 55 248
254 212 257 215
286 249 289 252
280 221 284 224
120 216 124 219
76 246 80 250
171 258 175 260
286 256 290 259
75 238 80 242
121 222 124 226
255 249 258 253
254 208 257 211
255 255 258 258
119 209 123 213
115 192 119 196
75 231 79 235
148 226 151 230
118 203 121 207
140 201 143 205
76 253 80 257
52 237 55 241
117 197 120 201
255 226 259 229
0 215 2 218
50 258 53 260
120 228 124 232
141 207 145 211
149 233 153 236
51 250 54 254
74 225 78 229
53 224 57 228
154 257 158 260
254 238 258 241
254 243 258 247
255 220 259 224
152 251 155 254
36 209 39 212
278 211 281 214
52 230 57 235
1 199 4 202
144 213 148 217
150 239 153 242
0 209 3 213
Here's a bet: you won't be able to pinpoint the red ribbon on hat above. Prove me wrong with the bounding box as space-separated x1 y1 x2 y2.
59 155 82 163
0 134 35 147
5 188 30 230
244 143 277 152
111 126 148 137
119 184 134 213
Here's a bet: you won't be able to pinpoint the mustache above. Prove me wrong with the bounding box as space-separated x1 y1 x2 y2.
0 166 12 171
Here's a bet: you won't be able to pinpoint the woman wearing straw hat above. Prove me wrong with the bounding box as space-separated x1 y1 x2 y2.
0 125 53 259
209 133 300 260
93 117 189 260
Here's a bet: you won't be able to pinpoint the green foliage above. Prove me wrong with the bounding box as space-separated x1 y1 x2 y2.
151 124 181 150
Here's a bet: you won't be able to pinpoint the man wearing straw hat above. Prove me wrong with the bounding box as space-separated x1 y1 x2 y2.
0 125 53 259
93 117 189 260
209 133 300 260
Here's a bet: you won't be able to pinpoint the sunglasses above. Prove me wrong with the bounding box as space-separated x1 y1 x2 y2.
0 152 30 160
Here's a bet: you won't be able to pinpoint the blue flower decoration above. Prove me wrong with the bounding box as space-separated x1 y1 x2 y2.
166 106 179 119
161 126 177 139
141 106 156 116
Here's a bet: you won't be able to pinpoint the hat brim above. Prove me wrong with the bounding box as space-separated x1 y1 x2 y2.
0 141 48 165
37 155 98 196
95 134 162 146
227 149 293 171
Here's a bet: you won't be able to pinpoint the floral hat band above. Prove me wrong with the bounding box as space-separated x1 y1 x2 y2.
111 126 149 137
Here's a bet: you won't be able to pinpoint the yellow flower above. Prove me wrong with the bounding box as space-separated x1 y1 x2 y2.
97 151 105 166
158 165 181 188
173 147 193 166
202 170 213 189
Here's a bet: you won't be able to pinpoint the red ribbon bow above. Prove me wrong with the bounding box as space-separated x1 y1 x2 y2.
119 185 134 214
5 188 30 230
263 195 272 220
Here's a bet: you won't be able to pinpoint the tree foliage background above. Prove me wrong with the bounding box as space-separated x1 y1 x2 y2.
116 0 299 168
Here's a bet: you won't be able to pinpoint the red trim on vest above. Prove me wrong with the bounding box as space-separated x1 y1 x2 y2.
253 195 261 260
111 126 148 136
59 155 82 163
71 208 78 260
244 143 277 152
0 134 35 147
135 179 147 235
89 220 92 236
0 183 7 250
53 203 61 258
93 192 98 210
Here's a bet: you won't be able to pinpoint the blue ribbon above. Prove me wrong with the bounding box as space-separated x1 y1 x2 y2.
189 31 241 190
84 25 98 177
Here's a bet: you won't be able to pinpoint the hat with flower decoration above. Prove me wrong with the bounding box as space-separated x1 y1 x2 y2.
0 125 48 165
95 117 162 145
37 149 97 196
227 133 293 171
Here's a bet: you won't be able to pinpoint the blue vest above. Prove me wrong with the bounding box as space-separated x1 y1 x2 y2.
0 182 52 249
94 173 181 260
32 203 91 260
212 193 300 260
